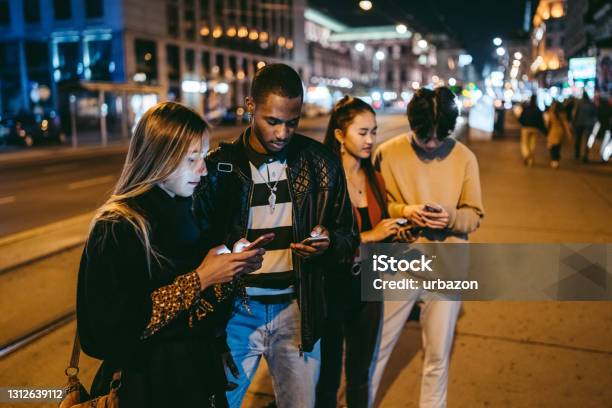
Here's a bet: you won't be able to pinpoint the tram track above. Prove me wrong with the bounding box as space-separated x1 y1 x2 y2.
0 312 75 359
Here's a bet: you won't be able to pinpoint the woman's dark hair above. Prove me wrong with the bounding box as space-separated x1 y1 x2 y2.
407 87 459 141
324 96 388 217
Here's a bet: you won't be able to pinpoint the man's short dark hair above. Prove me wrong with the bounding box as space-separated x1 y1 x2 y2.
250 63 304 104
407 87 458 140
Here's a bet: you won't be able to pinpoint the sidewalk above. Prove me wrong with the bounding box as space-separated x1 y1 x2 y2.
378 121 611 407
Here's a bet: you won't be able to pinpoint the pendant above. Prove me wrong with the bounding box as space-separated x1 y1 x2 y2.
268 191 277 213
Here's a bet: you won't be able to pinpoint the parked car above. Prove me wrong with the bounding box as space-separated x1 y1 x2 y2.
0 118 11 146
220 106 247 125
0 112 66 147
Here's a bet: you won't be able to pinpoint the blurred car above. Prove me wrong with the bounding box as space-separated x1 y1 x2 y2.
220 106 247 125
0 119 11 146
0 113 66 147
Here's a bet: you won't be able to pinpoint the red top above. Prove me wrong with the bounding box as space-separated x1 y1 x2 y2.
352 171 386 242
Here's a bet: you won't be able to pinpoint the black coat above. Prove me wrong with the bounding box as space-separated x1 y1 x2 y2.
194 129 359 352
519 103 547 134
76 186 229 408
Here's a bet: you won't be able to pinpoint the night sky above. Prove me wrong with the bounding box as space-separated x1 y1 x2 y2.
308 0 529 73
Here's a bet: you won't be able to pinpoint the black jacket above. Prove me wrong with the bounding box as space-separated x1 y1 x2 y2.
193 129 359 352
77 187 229 407
519 102 547 134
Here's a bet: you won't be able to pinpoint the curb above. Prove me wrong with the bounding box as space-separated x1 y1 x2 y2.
0 143 129 169
0 213 93 274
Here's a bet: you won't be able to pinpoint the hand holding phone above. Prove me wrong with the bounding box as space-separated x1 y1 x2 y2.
396 218 409 226
245 233 276 251
424 203 443 213
300 235 330 246
291 225 330 259
420 203 449 230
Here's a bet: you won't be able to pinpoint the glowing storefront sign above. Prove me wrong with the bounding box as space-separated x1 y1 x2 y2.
569 57 596 82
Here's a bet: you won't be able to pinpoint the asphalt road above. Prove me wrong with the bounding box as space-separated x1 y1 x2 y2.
0 113 410 237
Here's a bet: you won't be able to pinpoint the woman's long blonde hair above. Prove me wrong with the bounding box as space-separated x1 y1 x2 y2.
91 101 208 274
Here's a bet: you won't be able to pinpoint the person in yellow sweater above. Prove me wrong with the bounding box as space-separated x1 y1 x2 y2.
371 87 484 408
546 101 573 169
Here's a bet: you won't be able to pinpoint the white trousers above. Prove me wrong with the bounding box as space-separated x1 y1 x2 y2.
370 299 461 408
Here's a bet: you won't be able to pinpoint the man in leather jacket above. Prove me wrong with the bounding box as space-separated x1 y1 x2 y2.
193 64 358 408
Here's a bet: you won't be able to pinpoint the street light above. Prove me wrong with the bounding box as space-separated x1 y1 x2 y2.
493 37 502 46
496 47 506 56
396 24 407 34
458 54 473 66
417 39 428 49
359 1 373 11
514 51 523 60
355 42 365 52
375 50 385 61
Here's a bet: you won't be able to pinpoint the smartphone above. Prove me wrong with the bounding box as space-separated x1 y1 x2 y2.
424 203 443 213
410 225 423 236
300 235 330 246
245 233 275 250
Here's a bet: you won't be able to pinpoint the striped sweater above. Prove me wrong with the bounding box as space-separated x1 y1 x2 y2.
242 157 295 296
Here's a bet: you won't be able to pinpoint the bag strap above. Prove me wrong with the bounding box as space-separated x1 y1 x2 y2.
65 330 81 377
65 329 123 391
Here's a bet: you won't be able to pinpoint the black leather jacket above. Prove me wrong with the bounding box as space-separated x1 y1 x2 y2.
193 129 359 352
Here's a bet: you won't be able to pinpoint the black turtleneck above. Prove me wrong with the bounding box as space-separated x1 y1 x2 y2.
76 186 228 406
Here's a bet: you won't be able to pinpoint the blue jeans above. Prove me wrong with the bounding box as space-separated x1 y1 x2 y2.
225 297 321 408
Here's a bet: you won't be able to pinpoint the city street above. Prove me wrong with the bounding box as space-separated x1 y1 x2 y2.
0 113 610 407
1 0 611 406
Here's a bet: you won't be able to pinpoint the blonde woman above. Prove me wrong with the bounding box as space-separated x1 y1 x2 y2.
76 102 264 407
546 101 572 168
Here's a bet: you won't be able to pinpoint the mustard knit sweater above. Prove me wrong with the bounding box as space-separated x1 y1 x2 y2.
374 133 485 241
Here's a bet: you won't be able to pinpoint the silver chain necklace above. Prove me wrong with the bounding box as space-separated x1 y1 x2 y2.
347 175 364 195
254 162 287 213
